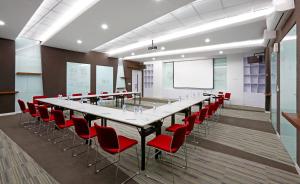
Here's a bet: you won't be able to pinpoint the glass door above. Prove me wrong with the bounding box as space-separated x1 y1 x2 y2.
270 51 277 130
280 24 297 162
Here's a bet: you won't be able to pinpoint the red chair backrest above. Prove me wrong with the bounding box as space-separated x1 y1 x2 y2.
72 93 82 96
88 92 95 95
52 110 66 127
123 90 132 98
94 124 119 153
38 106 50 121
171 126 187 153
224 92 231 99
18 99 27 113
207 103 214 116
27 102 37 116
33 95 48 105
199 108 208 121
101 92 109 98
184 113 197 134
218 96 224 105
72 116 90 137
213 101 219 112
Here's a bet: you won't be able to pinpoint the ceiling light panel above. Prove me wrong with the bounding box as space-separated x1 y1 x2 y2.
124 39 264 60
93 0 272 56
18 0 100 42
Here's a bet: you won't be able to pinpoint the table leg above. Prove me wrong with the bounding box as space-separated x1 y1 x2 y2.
155 122 162 159
70 110 74 119
140 128 146 171
199 101 203 111
139 94 141 105
101 118 107 126
185 109 189 117
134 94 136 105
171 114 175 125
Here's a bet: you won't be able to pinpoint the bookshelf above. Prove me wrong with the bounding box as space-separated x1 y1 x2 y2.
243 59 265 93
143 64 153 88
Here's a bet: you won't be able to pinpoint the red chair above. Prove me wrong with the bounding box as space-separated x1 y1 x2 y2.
122 90 133 99
147 126 187 184
100 91 112 100
33 95 48 105
88 92 98 104
37 105 55 138
17 99 29 126
52 110 75 151
72 93 82 96
224 92 231 104
94 124 140 183
27 102 40 130
71 116 97 166
195 108 209 136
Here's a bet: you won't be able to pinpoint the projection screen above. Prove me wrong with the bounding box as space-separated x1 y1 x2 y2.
173 59 214 89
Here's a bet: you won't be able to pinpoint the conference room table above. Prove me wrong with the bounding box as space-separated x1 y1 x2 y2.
38 94 209 171
67 91 142 107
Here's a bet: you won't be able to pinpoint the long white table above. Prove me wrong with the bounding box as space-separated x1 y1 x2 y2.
66 91 142 107
38 94 209 170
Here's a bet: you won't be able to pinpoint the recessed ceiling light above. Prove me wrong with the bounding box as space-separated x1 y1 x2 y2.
205 38 210 43
161 46 165 50
77 40 82 44
101 24 108 30
152 58 156 60
0 20 5 26
131 52 135 56
181 54 185 58
219 51 223 54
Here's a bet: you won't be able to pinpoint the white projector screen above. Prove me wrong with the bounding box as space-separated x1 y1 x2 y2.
173 59 214 89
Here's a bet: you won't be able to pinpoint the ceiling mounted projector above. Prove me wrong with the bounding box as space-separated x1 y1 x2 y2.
148 40 158 50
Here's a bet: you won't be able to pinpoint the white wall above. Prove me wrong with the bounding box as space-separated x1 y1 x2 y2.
144 53 265 108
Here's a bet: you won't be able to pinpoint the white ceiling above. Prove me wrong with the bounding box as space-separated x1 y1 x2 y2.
94 0 272 57
1 0 274 62
0 0 42 40
43 0 194 52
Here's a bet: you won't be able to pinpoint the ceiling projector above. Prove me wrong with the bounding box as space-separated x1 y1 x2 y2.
148 40 158 50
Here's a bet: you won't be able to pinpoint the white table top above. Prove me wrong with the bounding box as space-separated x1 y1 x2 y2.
67 91 141 100
38 94 209 128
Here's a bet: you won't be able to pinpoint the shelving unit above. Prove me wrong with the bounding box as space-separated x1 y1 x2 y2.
143 64 153 89
16 72 42 75
243 59 265 93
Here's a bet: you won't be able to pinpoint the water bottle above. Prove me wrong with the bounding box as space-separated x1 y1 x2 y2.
122 104 126 112
152 103 156 111
139 106 143 113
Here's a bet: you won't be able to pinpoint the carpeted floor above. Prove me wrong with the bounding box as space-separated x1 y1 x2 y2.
0 100 300 184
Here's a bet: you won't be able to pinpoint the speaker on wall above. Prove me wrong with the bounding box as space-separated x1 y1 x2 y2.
247 55 264 64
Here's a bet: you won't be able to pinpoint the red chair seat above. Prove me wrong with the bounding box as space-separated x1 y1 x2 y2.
105 135 138 154
78 126 97 139
43 115 55 123
166 124 185 132
147 134 176 153
195 119 204 125
57 119 74 129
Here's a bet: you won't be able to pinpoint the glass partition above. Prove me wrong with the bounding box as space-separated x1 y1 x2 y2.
214 58 227 91
280 24 297 162
270 51 277 130
15 38 43 111
67 62 91 95
96 65 114 93
116 59 125 90
163 62 174 88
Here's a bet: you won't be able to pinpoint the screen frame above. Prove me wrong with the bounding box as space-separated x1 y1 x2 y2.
172 59 214 89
